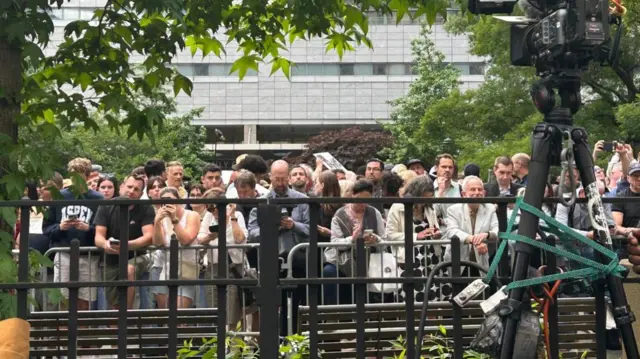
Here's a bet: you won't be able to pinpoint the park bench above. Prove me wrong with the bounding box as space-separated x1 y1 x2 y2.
298 298 597 359
28 308 222 358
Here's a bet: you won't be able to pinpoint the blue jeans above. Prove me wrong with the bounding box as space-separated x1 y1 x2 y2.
322 263 352 305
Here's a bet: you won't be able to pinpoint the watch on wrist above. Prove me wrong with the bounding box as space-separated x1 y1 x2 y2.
230 217 238 221
171 218 179 225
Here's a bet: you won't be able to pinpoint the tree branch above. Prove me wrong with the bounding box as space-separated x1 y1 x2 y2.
612 64 638 103
584 79 626 105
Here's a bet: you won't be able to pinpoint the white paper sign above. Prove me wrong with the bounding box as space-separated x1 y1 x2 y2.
314 152 347 172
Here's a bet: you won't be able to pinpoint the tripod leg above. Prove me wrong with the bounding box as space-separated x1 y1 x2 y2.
571 128 639 359
499 123 557 359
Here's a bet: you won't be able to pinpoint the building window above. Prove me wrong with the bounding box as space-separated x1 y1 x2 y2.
193 64 209 76
354 64 373 76
469 63 485 75
372 63 387 75
176 63 256 77
289 62 483 77
340 64 354 76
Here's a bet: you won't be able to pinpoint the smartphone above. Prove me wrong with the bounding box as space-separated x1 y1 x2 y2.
363 229 373 236
280 207 289 218
209 224 219 233
602 142 614 152
108 238 120 245
68 214 78 221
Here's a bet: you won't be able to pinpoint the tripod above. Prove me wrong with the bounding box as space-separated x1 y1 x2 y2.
498 73 639 359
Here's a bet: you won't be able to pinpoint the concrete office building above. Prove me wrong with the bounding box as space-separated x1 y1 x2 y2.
47 2 486 166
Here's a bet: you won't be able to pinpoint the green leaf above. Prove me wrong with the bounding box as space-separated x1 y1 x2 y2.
270 57 291 79
229 55 261 80
438 324 447 336
202 37 225 58
173 73 193 96
22 42 44 69
344 5 363 31
77 73 92 91
43 109 55 123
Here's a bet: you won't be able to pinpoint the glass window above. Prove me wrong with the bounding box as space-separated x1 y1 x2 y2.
455 63 470 75
470 63 485 75
354 64 373 76
177 65 193 76
373 63 387 75
388 64 406 76
339 64 354 76
193 64 209 76
292 64 307 76
209 64 228 76
405 63 418 75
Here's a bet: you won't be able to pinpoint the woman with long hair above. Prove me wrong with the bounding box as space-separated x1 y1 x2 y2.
314 170 342 242
152 187 201 309
97 176 119 200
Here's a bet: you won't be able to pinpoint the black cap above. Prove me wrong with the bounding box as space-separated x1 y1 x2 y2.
406 159 424 168
629 161 640 176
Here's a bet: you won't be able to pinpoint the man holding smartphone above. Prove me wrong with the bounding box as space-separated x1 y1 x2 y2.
43 158 104 311
94 174 154 310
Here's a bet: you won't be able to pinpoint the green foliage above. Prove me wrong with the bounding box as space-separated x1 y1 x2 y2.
389 333 490 359
177 333 318 359
383 8 640 173
382 23 461 164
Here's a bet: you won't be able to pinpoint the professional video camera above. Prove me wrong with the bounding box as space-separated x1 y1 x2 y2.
468 0 623 75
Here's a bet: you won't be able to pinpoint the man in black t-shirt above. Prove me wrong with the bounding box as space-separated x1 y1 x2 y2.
612 162 640 239
94 175 154 309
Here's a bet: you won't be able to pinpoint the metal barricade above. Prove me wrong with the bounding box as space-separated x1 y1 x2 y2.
36 243 261 332
284 240 455 335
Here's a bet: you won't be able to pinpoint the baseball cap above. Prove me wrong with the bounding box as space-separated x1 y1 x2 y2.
232 154 248 170
406 159 425 168
629 161 640 176
463 163 481 177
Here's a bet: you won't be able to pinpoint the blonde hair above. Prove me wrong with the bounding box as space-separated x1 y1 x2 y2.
67 158 92 177
167 161 183 169
339 179 355 197
398 170 418 197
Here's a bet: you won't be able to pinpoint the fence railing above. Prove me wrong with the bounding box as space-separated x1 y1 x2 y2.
3 196 639 359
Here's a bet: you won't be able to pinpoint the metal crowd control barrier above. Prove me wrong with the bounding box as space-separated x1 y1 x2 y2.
284 240 454 335
36 244 260 317
3 196 639 359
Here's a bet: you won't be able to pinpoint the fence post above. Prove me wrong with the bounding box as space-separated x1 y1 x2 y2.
168 238 179 359
118 204 130 359
68 239 80 359
216 203 228 359
403 203 416 359
308 203 320 359
450 236 463 359
258 204 281 359
17 205 30 320
496 203 510 279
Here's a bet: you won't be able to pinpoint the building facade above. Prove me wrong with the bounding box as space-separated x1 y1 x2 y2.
48 1 486 167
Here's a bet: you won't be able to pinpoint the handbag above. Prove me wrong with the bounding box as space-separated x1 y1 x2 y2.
367 251 401 293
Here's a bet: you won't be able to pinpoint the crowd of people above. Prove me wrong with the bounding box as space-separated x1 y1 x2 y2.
12 142 640 343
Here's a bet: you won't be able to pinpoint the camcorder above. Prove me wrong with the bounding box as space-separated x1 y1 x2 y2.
468 0 621 76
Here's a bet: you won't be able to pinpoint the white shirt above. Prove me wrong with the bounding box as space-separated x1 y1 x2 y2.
198 211 248 265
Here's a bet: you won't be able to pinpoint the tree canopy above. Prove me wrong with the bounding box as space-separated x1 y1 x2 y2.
289 127 394 171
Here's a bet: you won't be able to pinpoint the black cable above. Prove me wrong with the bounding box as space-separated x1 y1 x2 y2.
415 260 501 359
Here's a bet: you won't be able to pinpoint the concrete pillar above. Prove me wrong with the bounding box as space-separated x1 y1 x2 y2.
243 124 257 144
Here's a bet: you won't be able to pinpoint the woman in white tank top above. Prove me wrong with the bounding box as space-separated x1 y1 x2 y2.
151 187 201 309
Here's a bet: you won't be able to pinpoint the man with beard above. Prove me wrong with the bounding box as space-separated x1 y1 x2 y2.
289 165 312 196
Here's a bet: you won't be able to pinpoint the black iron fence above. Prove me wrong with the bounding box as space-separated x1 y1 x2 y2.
2 196 639 359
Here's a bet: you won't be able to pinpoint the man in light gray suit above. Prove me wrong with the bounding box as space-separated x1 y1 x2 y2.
444 175 499 276
247 160 310 336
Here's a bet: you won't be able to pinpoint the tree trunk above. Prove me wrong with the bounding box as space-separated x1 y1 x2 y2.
0 37 22 170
